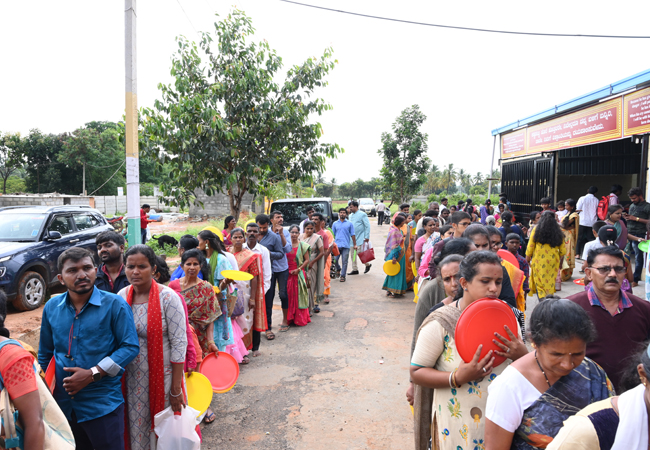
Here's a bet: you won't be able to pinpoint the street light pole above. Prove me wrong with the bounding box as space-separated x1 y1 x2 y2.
125 0 141 245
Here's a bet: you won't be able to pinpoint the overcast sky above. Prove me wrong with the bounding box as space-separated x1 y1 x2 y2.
2 0 649 184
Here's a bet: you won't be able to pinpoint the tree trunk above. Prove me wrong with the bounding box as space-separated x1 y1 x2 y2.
2 176 7 194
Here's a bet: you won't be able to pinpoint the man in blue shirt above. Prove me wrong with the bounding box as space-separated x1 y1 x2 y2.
332 208 357 282
169 234 204 281
94 231 130 294
348 201 372 275
257 214 291 339
38 247 139 450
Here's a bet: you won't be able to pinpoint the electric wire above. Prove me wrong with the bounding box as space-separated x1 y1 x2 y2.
278 0 650 39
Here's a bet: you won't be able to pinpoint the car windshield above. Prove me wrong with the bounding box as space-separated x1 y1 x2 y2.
271 202 328 226
0 213 47 241
360 199 374 205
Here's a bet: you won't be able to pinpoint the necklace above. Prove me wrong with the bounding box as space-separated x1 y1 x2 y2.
535 351 551 388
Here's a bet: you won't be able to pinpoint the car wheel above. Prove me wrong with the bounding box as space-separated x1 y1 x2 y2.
13 271 46 311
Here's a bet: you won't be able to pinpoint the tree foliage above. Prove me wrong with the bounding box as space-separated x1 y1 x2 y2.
378 105 431 204
0 132 24 194
140 10 343 218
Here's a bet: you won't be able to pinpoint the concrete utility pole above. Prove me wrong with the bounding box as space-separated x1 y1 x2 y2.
82 162 86 196
125 0 141 245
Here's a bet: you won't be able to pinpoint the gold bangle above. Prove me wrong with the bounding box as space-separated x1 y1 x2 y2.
451 368 460 388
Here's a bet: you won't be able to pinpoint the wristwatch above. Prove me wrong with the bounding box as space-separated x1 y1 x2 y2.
90 366 101 382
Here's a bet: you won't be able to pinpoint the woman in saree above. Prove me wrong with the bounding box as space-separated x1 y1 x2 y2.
228 228 266 357
605 204 628 250
402 213 416 290
168 249 220 356
222 215 236 246
287 225 311 326
118 245 187 450
323 226 335 303
383 214 408 297
560 198 579 281
411 251 527 450
548 341 650 450
485 298 613 450
301 221 325 314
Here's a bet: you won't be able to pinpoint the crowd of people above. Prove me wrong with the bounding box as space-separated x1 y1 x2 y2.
393 187 650 449
0 203 377 449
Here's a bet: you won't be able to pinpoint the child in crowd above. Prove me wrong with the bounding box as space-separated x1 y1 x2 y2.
505 233 530 295
540 197 555 213
526 211 539 238
580 221 607 265
555 200 567 222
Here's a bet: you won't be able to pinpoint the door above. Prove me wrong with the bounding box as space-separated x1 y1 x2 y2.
502 155 555 221
533 157 554 208
40 214 76 284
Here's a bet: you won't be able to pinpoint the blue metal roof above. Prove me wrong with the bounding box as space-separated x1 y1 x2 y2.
492 68 650 136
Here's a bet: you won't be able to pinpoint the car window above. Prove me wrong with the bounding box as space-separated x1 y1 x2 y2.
271 202 328 224
0 213 47 241
48 215 74 235
73 214 100 231
360 200 374 205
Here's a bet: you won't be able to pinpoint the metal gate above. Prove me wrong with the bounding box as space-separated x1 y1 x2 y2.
501 155 555 222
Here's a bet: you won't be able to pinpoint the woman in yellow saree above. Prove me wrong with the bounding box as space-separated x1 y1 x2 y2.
560 198 580 282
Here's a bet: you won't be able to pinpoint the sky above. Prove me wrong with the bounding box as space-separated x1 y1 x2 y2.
2 0 650 184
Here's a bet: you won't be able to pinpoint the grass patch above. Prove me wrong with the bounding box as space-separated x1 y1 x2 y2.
144 214 257 258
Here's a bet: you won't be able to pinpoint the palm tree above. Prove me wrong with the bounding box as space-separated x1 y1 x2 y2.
473 172 484 186
443 163 456 193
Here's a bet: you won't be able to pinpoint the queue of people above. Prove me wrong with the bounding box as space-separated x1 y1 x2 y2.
399 188 650 450
18 204 362 449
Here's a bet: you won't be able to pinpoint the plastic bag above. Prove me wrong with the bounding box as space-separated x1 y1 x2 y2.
358 241 375 264
154 405 201 450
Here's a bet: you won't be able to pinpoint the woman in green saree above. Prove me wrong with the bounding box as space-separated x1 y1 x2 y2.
287 225 311 326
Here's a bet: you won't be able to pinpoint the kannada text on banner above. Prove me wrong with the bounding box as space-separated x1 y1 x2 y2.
624 87 650 136
501 130 526 158
527 98 622 154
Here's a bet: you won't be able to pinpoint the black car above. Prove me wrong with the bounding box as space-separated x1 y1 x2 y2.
0 205 113 310
269 197 337 228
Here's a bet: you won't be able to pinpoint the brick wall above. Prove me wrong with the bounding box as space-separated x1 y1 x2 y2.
190 189 256 216
0 195 92 208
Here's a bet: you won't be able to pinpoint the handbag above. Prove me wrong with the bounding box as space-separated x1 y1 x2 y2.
331 243 340 257
231 289 245 317
0 340 75 450
357 241 375 264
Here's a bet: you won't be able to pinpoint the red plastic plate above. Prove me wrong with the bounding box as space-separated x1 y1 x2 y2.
200 352 240 393
455 298 518 368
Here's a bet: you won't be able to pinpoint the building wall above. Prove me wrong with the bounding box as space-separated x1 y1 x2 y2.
189 189 255 216
0 195 92 208
93 196 178 215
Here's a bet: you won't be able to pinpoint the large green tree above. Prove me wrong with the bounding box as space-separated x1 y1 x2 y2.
140 10 343 217
378 105 430 204
0 132 24 194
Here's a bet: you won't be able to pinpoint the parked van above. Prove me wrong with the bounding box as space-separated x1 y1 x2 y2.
269 198 337 228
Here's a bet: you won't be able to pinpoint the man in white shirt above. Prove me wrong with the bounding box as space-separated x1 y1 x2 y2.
576 186 600 256
244 223 271 294
376 199 387 226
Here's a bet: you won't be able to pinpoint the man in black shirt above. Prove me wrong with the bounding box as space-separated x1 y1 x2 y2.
625 187 650 286
94 231 129 294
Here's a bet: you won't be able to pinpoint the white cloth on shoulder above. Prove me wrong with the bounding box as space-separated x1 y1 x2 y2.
611 383 648 450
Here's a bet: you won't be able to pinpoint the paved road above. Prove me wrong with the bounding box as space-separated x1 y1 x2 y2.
201 220 414 449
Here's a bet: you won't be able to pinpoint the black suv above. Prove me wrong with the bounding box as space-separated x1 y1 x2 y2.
0 205 113 310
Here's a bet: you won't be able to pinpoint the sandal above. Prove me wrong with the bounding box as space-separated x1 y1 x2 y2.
241 356 250 365
203 409 216 424
323 297 330 304
279 325 290 332
265 330 276 340
314 306 321 313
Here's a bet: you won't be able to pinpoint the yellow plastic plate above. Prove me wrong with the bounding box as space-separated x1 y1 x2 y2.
185 372 213 416
383 261 401 276
202 226 224 242
221 270 254 281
